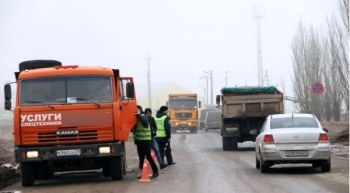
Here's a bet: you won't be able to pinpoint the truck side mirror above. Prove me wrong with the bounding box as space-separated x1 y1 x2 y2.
216 95 220 105
4 100 11 110
4 84 12 101
198 101 201 108
126 82 134 98
166 101 169 106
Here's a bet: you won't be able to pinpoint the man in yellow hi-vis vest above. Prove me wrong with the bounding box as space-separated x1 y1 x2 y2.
134 105 159 178
155 106 176 166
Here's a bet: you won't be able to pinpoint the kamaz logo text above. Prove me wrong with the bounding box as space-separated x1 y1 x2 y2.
56 130 79 136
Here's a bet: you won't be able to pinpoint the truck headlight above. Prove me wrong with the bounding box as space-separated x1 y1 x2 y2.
188 122 191 125
175 122 178 125
26 151 39 158
99 147 111 154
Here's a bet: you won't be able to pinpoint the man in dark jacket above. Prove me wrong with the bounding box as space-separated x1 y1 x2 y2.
154 106 176 166
134 105 159 178
144 108 168 169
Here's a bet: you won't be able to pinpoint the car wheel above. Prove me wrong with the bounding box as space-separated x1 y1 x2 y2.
259 153 269 173
321 158 331 172
256 156 260 169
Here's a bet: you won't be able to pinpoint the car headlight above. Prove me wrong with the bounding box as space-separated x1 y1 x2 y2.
99 147 111 154
26 151 39 158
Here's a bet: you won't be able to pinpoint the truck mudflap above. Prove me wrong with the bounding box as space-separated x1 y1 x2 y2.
15 142 125 162
221 126 240 137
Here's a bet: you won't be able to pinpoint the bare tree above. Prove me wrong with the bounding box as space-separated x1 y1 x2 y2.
291 22 323 119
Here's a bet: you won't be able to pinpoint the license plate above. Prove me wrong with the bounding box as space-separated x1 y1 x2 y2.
57 149 81 157
285 150 309 157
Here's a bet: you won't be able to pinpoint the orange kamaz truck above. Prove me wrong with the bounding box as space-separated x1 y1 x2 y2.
167 93 201 134
3 60 137 186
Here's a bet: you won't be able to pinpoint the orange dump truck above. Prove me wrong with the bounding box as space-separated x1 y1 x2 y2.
3 60 137 186
167 93 201 133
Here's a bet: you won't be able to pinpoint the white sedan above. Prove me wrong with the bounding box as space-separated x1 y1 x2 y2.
252 113 331 173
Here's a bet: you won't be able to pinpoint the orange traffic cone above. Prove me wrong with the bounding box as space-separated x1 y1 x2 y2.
139 159 151 183
151 150 158 163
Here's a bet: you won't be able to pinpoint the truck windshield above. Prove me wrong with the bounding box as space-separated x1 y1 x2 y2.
169 98 197 109
20 76 113 106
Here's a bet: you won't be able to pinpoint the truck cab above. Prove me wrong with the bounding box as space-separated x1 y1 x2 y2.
4 60 137 186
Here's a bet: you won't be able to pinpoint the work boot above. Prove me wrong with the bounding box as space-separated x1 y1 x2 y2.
169 162 177 166
151 173 158 179
160 164 168 169
136 169 142 179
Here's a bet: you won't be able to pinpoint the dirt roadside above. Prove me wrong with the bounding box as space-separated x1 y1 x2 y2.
0 121 348 190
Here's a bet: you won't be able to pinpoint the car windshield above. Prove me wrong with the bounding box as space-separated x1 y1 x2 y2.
200 109 221 121
270 117 319 129
206 112 221 121
169 98 197 109
20 76 113 106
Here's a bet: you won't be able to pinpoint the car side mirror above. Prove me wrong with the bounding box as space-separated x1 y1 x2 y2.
249 129 258 135
126 82 134 98
323 128 328 133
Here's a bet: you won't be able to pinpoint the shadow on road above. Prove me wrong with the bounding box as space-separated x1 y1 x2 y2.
31 171 135 187
264 165 324 175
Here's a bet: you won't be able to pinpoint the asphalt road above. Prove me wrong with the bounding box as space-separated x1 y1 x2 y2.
2 130 349 193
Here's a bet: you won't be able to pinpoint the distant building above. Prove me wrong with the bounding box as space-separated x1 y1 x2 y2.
135 82 204 113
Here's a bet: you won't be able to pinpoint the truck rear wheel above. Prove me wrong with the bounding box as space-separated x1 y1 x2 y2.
222 137 230 151
21 162 35 187
230 137 238 150
111 156 124 180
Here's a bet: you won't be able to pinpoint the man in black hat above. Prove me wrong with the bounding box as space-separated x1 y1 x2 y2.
154 106 176 166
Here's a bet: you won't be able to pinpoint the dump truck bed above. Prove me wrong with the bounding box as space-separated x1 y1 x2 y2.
221 86 284 118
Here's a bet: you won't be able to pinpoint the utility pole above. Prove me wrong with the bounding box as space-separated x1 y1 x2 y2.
225 71 228 87
198 85 205 107
200 76 209 105
145 49 152 109
204 70 213 105
252 7 265 87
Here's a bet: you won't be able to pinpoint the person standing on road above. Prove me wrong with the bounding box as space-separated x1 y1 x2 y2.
154 106 177 166
134 105 159 178
144 108 168 170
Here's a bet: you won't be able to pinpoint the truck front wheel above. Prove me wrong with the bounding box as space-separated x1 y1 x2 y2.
21 162 35 187
111 156 124 180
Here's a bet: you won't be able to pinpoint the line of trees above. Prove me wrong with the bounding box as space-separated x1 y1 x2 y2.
291 0 349 121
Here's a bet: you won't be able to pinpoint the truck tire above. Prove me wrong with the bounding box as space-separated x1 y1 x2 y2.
111 156 123 180
171 129 177 134
19 60 62 72
190 129 198 134
230 137 238 150
21 162 35 187
222 137 230 151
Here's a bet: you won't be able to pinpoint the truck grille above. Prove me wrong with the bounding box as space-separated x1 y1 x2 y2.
175 113 192 119
38 130 98 143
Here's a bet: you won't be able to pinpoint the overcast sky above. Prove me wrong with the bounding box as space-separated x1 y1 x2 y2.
0 0 340 112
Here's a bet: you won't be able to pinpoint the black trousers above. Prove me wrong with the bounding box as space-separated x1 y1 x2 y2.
157 141 174 165
137 142 158 174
